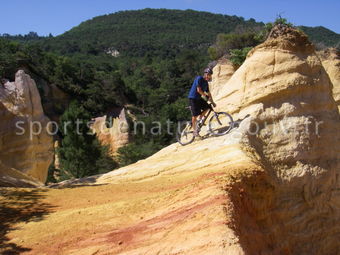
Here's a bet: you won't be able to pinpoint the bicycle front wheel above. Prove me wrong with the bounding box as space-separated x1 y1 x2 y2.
176 121 195 145
208 112 234 136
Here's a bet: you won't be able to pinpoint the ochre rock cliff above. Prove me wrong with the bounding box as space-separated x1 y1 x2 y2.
210 59 236 100
0 71 53 187
1 28 340 255
91 108 130 155
214 27 340 254
318 48 340 112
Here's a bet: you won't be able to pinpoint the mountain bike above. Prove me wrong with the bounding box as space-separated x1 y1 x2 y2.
176 104 234 145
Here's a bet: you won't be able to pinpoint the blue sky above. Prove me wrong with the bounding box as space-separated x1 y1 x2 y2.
1 0 339 36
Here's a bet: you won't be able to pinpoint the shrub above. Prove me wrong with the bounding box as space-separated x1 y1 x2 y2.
229 47 252 67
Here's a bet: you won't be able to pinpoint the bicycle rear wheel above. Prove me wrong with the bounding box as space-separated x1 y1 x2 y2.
208 112 234 136
176 121 195 145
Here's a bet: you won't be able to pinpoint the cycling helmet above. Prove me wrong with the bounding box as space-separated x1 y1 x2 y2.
204 67 213 75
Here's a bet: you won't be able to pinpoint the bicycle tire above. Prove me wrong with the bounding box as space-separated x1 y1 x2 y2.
176 121 195 145
208 112 234 136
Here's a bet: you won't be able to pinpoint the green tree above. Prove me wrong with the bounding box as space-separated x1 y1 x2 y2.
208 33 261 60
274 16 293 27
57 101 116 180
229 47 252 67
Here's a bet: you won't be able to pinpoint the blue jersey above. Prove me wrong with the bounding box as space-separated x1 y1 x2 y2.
188 76 209 99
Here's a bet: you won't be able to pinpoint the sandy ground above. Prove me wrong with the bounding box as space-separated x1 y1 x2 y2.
1 132 259 255
1 167 250 254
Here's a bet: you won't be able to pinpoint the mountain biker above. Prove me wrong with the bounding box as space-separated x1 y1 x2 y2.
188 67 216 136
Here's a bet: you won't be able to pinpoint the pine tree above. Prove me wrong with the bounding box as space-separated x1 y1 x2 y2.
57 101 115 180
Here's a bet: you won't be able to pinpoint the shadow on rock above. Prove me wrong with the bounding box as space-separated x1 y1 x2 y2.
47 175 107 189
0 188 55 254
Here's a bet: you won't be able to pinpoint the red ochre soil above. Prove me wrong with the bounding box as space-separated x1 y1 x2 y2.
1 159 260 255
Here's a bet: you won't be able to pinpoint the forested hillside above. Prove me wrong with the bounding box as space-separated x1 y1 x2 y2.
39 9 262 57
299 26 340 48
31 9 339 57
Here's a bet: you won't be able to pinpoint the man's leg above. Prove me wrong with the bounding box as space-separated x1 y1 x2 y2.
192 115 198 134
199 109 209 122
189 99 201 136
198 99 210 123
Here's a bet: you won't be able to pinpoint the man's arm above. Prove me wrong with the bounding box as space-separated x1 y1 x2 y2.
196 86 206 97
207 92 216 107
197 86 210 102
197 87 216 106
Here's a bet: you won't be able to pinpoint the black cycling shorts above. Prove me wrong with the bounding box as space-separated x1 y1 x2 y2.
189 98 210 117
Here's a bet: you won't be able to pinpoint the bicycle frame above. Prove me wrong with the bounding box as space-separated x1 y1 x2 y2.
177 104 234 145
197 104 214 129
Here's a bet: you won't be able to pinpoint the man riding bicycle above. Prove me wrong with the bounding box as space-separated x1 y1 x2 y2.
188 67 216 136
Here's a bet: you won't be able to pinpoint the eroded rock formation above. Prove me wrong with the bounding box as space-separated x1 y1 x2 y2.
0 70 53 187
210 59 236 100
91 108 130 156
318 48 340 112
2 28 340 254
215 27 340 254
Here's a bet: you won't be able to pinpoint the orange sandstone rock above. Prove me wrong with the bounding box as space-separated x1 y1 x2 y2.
0 71 53 187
